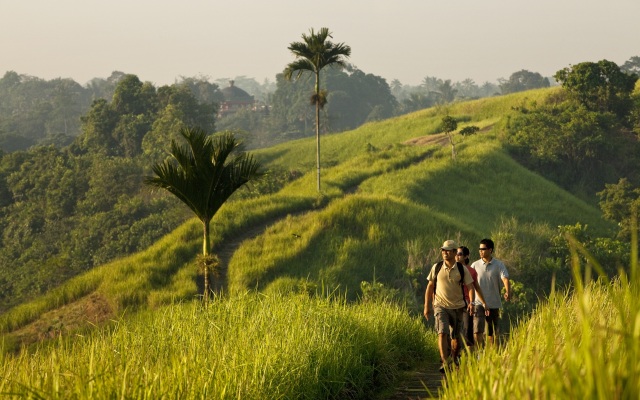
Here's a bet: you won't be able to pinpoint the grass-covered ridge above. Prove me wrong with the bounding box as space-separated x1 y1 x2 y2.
0 87 613 337
2 86 631 399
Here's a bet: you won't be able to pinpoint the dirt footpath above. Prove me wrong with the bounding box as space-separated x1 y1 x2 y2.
383 362 444 399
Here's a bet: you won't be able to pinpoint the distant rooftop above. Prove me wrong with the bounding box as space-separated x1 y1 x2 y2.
221 80 253 102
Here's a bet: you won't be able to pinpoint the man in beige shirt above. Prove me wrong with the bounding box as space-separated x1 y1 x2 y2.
424 240 489 372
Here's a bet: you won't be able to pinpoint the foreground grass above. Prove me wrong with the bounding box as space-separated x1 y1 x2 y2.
442 239 640 399
1 293 437 399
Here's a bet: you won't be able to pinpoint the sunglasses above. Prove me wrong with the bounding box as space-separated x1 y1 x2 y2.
456 252 464 256
479 248 490 251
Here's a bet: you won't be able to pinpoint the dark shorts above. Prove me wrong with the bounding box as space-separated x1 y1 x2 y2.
473 305 500 336
462 309 474 345
434 306 464 340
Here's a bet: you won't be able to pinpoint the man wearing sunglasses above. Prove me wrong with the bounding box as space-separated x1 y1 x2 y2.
471 238 511 347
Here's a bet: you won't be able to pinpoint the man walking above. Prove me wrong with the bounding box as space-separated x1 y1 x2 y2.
424 240 489 372
471 238 511 346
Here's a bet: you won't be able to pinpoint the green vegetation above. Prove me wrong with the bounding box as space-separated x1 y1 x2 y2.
499 69 550 94
442 235 639 399
1 57 639 398
439 115 458 159
504 60 640 198
1 293 435 399
146 128 262 302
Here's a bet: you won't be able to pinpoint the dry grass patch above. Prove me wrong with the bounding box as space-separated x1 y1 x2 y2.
6 292 113 348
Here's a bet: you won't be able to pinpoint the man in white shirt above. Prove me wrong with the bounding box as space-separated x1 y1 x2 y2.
471 238 511 346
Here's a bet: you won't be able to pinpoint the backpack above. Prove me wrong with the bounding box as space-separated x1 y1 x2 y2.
432 261 467 307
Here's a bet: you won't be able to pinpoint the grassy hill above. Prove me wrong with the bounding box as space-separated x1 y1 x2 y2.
0 86 613 340
2 87 630 399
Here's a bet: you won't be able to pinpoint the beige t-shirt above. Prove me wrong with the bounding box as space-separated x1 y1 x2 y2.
428 262 473 309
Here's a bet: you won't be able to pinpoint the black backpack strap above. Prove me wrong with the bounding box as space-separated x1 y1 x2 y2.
434 261 443 281
432 261 443 294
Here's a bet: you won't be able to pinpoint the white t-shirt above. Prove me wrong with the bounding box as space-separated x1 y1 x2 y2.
471 257 509 309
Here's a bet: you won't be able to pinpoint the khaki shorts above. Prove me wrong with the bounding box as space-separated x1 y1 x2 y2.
434 305 464 339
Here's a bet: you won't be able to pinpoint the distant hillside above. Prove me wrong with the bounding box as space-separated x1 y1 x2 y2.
0 87 615 348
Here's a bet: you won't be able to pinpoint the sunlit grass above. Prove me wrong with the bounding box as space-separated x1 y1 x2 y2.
227 194 475 298
440 230 640 399
358 134 610 236
0 293 436 399
0 85 623 399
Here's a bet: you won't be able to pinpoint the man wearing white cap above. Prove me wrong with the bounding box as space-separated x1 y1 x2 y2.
424 239 489 373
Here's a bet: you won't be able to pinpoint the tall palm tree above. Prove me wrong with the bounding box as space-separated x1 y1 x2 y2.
145 127 262 303
284 27 351 192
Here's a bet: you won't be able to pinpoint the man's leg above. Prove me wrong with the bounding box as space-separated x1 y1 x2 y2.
467 320 475 351
450 337 460 365
486 308 500 346
473 304 486 347
434 306 452 372
438 333 450 363
462 310 473 351
450 307 464 364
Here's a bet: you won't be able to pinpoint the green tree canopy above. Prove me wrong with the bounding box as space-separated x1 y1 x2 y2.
439 115 458 159
505 100 640 195
0 72 91 151
597 178 640 239
620 56 640 75
499 70 550 94
437 80 457 103
554 60 638 119
75 75 219 158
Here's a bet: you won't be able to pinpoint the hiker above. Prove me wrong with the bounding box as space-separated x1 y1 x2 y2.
424 240 489 373
456 245 477 350
471 238 511 347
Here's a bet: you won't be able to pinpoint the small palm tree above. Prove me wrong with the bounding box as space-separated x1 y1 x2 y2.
145 127 262 303
284 27 351 192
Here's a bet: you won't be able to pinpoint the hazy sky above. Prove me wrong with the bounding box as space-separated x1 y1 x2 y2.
1 0 638 87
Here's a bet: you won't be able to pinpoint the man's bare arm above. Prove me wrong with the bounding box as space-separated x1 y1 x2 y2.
424 281 435 320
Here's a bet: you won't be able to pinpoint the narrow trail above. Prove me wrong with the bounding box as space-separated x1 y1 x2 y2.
207 133 462 397
211 217 283 294
208 213 447 399
383 362 445 399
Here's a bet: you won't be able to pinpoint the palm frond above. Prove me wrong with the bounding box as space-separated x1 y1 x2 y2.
284 59 316 80
145 162 201 217
285 27 350 83
145 127 262 224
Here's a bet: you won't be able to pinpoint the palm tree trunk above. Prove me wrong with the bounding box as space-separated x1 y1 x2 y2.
315 71 321 192
202 220 210 304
